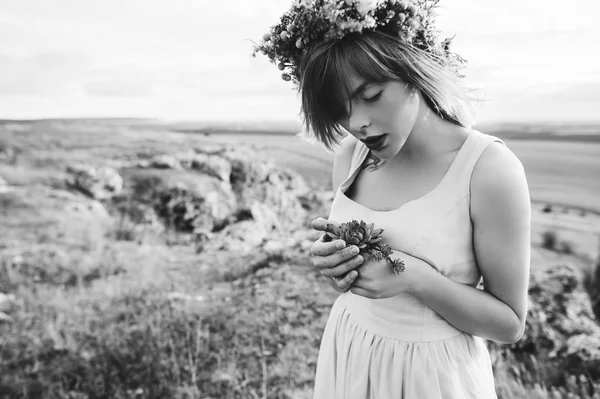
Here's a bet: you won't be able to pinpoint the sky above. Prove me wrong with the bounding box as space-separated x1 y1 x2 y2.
0 0 598 124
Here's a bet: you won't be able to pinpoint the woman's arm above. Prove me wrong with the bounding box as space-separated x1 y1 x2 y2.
411 142 531 344
314 133 361 292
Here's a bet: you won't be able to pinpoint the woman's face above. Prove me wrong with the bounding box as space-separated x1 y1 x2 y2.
337 69 421 159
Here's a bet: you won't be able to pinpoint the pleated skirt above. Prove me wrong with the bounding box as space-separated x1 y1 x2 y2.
313 297 498 399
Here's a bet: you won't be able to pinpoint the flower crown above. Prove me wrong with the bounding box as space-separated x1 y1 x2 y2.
252 0 466 87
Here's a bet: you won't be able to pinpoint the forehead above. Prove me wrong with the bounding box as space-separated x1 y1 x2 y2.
338 68 376 105
345 68 368 93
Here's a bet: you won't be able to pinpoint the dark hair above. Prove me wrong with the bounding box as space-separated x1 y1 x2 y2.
297 30 474 161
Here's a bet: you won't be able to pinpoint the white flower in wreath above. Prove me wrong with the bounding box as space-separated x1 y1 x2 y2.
295 0 315 7
355 0 385 16
363 15 377 28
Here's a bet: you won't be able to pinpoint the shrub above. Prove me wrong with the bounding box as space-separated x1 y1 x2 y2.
541 231 557 251
558 241 574 255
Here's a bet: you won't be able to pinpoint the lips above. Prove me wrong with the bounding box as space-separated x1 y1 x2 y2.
362 134 386 149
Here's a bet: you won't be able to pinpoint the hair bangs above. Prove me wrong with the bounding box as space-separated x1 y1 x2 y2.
299 42 356 152
339 34 398 85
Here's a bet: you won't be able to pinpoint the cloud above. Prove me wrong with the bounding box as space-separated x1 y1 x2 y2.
83 69 163 97
0 52 90 96
541 82 600 103
0 0 598 122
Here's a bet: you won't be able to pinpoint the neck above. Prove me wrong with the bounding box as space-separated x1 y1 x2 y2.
391 99 469 167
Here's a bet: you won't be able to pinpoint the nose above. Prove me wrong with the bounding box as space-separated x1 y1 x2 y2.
347 105 371 138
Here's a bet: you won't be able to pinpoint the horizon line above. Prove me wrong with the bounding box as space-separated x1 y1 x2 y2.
2 117 600 127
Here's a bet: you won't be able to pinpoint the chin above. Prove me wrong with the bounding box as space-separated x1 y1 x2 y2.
377 133 406 159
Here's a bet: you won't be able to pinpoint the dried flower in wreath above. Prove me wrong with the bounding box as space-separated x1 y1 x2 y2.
324 219 405 275
251 0 467 87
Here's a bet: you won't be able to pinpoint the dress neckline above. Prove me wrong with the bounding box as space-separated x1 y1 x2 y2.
338 129 475 213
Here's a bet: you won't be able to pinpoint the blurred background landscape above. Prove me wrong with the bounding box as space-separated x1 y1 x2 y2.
0 118 599 398
1 0 600 398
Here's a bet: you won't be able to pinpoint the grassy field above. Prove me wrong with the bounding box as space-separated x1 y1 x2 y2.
1 120 599 398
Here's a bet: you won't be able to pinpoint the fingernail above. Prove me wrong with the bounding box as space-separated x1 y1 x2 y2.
350 271 357 278
351 246 359 254
337 241 345 249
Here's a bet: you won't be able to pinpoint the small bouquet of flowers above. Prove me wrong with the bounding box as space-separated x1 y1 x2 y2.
324 219 405 275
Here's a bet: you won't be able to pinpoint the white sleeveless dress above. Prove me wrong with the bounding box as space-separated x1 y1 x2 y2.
313 129 504 398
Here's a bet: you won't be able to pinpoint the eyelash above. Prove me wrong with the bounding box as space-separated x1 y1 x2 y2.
362 91 383 103
335 90 383 121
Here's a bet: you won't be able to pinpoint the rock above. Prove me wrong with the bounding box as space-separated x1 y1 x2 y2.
66 200 110 218
0 292 15 313
26 185 111 219
263 240 286 256
0 145 18 163
137 154 183 170
201 184 237 227
193 229 215 254
211 370 235 384
155 177 237 233
191 153 232 181
591 262 600 320
0 311 12 323
135 160 151 168
0 175 9 193
249 201 281 232
195 143 227 155
489 262 600 389
148 154 183 169
205 220 269 255
44 187 85 201
529 264 598 337
166 292 205 302
226 154 309 230
66 163 123 199
298 190 335 213
561 334 600 380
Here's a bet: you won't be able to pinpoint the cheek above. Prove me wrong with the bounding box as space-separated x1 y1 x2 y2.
392 89 420 127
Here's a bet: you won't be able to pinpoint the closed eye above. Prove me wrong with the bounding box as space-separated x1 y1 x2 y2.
362 91 383 103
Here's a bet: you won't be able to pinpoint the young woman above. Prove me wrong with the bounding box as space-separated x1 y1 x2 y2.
254 1 531 397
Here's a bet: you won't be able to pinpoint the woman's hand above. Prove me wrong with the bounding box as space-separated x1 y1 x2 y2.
310 217 364 292
350 249 425 299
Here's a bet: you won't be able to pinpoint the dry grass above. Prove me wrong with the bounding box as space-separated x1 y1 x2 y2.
1 120 599 398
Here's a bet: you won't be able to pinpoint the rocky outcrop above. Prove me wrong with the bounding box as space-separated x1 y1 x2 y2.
0 144 19 164
57 144 330 272
489 263 600 391
0 175 8 193
191 154 231 182
225 153 311 230
154 176 237 234
66 163 123 199
590 261 600 322
141 147 318 249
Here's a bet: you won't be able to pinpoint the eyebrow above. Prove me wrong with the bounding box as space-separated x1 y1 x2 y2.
349 82 371 99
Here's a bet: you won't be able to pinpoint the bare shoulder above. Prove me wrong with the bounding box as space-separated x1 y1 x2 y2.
470 140 530 224
332 134 358 191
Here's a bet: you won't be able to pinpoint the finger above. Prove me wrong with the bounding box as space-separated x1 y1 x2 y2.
335 270 359 292
322 254 363 278
311 218 341 241
314 245 359 269
312 238 347 257
310 217 330 231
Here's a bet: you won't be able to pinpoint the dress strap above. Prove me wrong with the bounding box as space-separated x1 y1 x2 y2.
339 138 369 192
349 138 368 174
447 129 506 199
